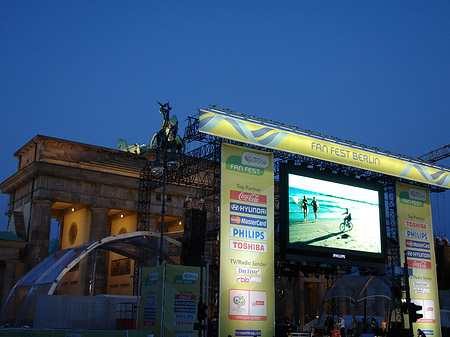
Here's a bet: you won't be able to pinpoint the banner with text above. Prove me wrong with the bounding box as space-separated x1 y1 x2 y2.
396 182 441 337
220 143 274 337
163 264 207 337
199 110 450 189
139 264 164 334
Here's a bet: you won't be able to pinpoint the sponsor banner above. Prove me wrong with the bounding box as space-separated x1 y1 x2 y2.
199 109 450 189
404 220 429 231
407 259 432 270
406 240 430 250
139 265 164 333
235 329 262 336
396 182 441 336
230 227 267 241
230 240 267 253
230 190 267 204
230 202 267 216
164 264 207 337
228 289 268 321
230 215 268 228
220 143 274 336
405 230 429 241
406 250 431 260
236 267 262 276
139 264 207 337
414 281 430 287
236 275 262 283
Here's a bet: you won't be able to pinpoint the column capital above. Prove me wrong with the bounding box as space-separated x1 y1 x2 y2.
32 199 53 206
89 206 109 213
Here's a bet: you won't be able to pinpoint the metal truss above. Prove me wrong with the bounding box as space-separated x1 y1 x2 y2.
136 113 446 327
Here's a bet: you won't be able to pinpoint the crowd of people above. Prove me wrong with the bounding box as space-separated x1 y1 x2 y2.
305 315 389 337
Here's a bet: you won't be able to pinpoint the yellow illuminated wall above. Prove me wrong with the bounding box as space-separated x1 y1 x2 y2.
58 208 91 295
107 214 137 295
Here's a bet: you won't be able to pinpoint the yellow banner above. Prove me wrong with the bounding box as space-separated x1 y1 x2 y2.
199 110 450 189
396 182 441 336
220 143 275 337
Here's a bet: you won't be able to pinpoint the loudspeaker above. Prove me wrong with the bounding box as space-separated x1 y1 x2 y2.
181 209 207 266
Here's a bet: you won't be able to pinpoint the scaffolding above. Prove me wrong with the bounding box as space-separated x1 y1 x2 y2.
135 109 447 331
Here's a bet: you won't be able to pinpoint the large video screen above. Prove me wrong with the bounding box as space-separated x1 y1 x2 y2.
279 163 386 267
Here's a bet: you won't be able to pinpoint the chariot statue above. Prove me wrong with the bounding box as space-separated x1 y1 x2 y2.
118 102 185 154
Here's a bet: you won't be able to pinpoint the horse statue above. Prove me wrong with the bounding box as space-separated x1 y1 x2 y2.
118 102 185 154
150 102 185 154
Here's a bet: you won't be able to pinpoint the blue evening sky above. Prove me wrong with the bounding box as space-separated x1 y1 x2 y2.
1 1 449 235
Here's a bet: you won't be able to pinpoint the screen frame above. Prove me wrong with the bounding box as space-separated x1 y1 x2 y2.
279 163 387 268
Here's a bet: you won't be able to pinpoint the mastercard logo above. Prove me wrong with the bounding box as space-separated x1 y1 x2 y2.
231 216 241 224
406 240 413 247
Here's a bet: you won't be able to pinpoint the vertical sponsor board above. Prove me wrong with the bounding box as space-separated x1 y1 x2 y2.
396 182 441 336
139 264 164 334
163 264 207 337
220 143 274 337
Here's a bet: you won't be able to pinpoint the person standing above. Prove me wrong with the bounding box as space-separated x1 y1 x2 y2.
311 197 319 222
380 318 387 336
301 196 309 222
338 315 346 337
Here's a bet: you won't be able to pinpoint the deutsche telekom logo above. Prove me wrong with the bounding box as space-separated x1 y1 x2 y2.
408 259 431 270
230 190 267 204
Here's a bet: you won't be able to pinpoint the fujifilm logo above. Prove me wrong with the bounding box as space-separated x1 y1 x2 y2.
333 253 346 259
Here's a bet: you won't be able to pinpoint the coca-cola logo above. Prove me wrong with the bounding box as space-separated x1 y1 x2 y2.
252 301 265 306
230 190 267 204
408 259 431 270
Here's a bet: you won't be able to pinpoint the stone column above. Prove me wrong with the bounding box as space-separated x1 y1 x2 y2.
298 279 305 331
89 207 109 241
87 207 109 295
1 262 17 308
25 199 52 271
318 280 326 316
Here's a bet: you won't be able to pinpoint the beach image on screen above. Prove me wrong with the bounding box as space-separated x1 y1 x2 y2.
288 173 382 254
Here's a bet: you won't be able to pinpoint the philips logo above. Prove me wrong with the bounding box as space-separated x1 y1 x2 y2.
405 230 428 240
230 227 267 241
333 253 346 259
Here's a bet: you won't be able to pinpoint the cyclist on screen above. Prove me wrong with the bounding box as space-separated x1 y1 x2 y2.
342 208 352 225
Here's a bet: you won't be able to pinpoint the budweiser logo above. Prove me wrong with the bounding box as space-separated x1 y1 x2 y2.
230 190 267 204
408 259 431 270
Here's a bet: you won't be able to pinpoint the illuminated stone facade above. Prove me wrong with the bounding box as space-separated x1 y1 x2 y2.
0 135 192 308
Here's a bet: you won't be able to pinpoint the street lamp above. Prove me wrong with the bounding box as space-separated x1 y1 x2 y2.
151 102 181 265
